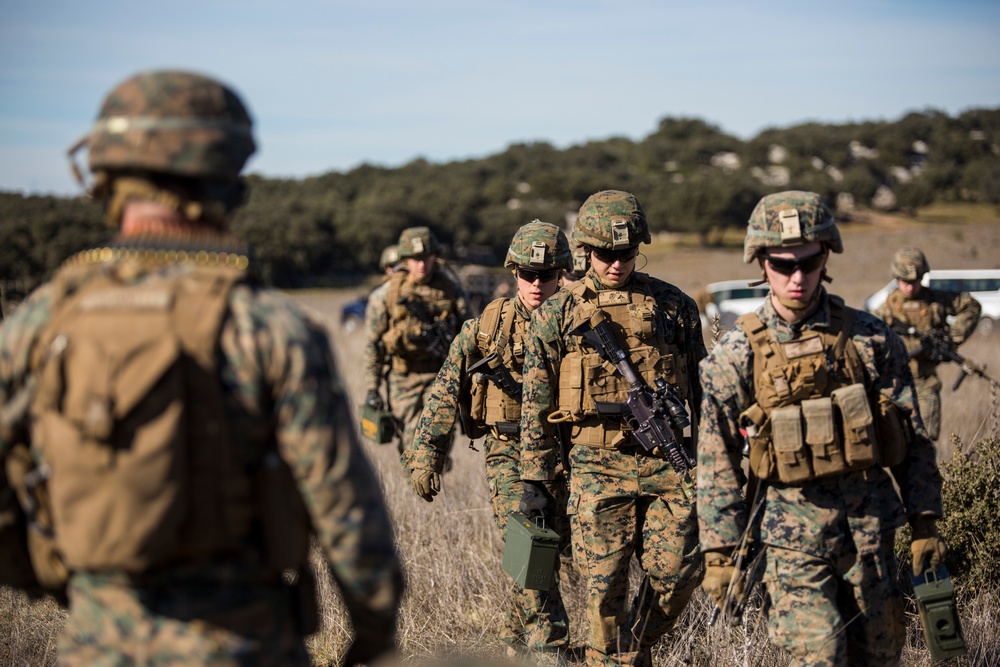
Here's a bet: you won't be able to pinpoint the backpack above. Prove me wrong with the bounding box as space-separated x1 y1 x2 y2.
23 256 254 576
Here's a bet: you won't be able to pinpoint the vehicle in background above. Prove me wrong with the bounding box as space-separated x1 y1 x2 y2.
340 295 369 333
864 269 1000 336
701 279 770 331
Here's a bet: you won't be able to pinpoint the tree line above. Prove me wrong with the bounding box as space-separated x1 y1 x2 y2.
2 107 998 303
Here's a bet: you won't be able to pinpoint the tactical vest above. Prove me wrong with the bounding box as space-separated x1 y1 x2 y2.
382 264 462 374
468 297 524 430
15 244 310 583
556 275 690 448
882 290 946 378
739 296 909 485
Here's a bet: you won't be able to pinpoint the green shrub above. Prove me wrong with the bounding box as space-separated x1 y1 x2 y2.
937 436 1000 592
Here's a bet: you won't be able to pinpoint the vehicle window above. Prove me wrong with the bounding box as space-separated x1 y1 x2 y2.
928 278 1000 292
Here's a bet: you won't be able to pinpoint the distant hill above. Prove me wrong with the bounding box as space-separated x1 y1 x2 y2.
2 107 998 300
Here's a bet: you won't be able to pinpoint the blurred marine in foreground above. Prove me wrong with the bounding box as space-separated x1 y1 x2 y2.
697 191 945 666
0 70 403 666
404 221 574 662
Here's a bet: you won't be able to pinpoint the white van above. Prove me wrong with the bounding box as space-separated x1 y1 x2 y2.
864 269 1000 336
702 279 771 330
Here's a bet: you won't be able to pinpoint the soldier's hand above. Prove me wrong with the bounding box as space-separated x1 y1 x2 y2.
411 469 441 502
519 480 551 518
910 516 947 576
702 551 743 611
365 389 385 410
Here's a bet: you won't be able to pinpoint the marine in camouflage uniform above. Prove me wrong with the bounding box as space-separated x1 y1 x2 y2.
873 246 981 441
0 71 403 666
519 191 706 667
404 221 573 659
362 226 469 458
698 191 945 667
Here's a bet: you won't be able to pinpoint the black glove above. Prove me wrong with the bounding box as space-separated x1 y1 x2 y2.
519 480 551 518
365 389 384 410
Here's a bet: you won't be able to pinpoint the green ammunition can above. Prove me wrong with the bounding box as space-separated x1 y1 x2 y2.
911 565 967 661
502 511 560 590
360 404 396 444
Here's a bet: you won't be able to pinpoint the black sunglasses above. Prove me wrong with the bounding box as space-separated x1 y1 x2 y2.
516 267 560 283
764 251 826 276
590 246 640 264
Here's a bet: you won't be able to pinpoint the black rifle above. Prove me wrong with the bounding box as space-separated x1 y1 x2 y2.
399 295 454 361
468 352 523 402
896 324 1000 391
570 311 695 494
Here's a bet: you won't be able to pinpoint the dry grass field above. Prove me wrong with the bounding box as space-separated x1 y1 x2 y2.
2 211 999 666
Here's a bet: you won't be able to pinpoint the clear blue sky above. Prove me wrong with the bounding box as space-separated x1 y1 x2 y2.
2 0 998 195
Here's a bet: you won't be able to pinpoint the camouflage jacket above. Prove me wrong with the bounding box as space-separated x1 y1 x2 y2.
875 287 981 377
697 289 943 556
362 265 469 391
0 235 403 635
518 270 707 481
406 296 534 474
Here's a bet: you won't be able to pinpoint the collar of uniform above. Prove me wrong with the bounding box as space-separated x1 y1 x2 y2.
760 286 832 343
511 294 533 321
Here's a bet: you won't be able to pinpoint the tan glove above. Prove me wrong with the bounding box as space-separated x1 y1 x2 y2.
702 551 743 611
910 516 947 577
411 469 441 502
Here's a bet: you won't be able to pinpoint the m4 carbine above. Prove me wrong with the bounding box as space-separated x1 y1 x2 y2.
399 295 454 361
897 325 999 391
570 310 695 495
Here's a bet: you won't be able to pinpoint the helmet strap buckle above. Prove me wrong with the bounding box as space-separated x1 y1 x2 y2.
611 219 630 249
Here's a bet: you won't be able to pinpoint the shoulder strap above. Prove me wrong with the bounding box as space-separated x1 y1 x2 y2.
476 297 510 357
737 312 776 361
827 296 865 384
386 269 409 318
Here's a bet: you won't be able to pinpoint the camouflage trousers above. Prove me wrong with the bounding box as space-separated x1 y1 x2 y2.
57 571 310 667
389 370 453 457
763 537 905 667
568 444 702 667
914 374 942 442
485 435 571 653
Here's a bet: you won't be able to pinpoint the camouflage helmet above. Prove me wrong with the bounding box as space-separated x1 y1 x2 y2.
891 246 930 282
504 220 572 270
397 226 441 258
743 190 843 263
72 70 255 181
379 244 400 271
572 190 651 250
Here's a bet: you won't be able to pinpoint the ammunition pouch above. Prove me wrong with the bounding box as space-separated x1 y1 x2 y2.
748 383 907 484
556 344 687 422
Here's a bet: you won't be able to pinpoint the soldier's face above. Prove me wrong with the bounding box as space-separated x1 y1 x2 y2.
406 254 436 283
589 247 637 288
762 242 827 307
515 266 561 311
898 279 922 298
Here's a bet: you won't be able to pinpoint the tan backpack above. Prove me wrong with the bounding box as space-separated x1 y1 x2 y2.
25 257 257 576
